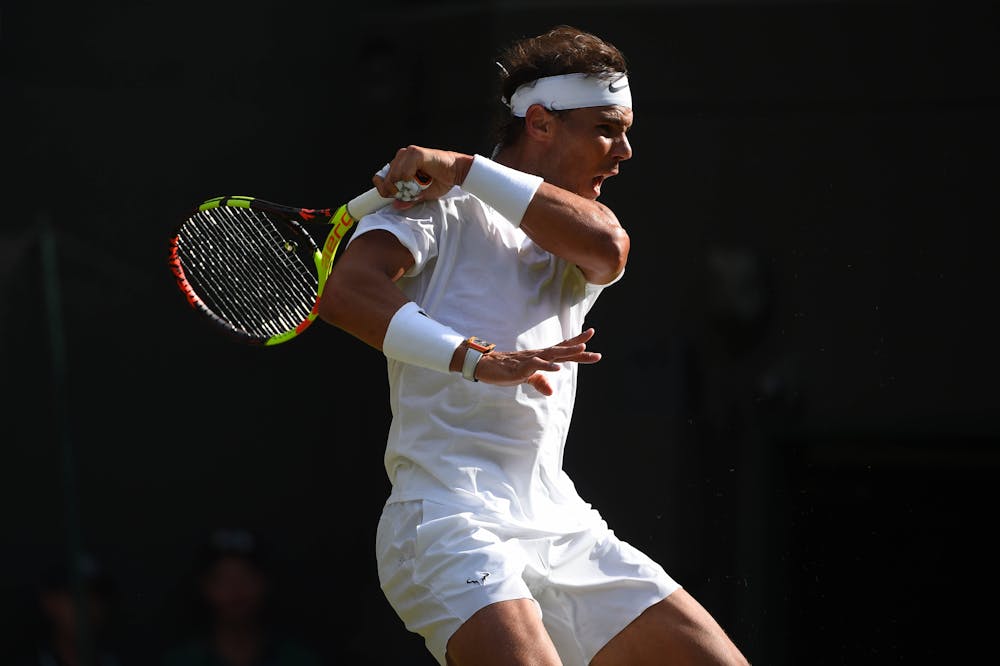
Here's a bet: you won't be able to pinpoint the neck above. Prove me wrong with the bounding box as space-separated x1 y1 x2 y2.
493 143 543 180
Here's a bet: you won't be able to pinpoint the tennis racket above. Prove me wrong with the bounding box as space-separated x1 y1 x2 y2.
168 178 427 346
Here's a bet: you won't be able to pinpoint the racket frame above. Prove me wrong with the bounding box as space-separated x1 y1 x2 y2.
169 186 402 346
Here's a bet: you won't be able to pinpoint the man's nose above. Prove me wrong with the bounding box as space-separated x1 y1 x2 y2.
614 134 632 161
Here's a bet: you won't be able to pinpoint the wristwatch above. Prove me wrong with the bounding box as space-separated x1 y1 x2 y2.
462 336 496 382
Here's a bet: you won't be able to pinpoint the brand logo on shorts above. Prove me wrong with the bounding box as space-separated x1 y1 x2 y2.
466 572 490 585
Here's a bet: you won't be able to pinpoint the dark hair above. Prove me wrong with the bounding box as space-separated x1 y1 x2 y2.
490 25 629 149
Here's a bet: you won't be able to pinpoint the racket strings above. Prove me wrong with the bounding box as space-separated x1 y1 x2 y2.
211 207 318 318
177 207 319 338
186 207 316 327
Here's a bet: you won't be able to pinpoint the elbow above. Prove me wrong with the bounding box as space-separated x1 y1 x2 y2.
577 225 630 284
586 223 630 285
606 224 630 276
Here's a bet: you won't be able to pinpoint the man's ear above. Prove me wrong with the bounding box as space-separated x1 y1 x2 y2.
523 104 556 142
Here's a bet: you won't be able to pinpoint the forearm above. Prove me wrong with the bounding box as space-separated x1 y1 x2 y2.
460 154 629 284
319 262 408 350
317 229 413 349
319 234 471 374
519 183 629 283
323 272 474 381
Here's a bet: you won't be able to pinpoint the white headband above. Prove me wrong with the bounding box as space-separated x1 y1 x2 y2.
506 72 631 117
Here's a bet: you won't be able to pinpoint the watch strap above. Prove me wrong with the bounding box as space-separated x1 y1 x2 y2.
461 337 495 382
462 346 484 381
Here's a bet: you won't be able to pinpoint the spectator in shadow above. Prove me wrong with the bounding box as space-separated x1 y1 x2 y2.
160 528 323 666
12 552 124 666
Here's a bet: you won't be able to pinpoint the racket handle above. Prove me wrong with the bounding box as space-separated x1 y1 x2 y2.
345 173 433 219
346 187 396 219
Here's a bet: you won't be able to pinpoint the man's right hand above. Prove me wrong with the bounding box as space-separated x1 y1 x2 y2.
374 146 475 208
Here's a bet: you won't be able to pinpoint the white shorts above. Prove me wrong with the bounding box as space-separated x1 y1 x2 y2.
375 498 680 665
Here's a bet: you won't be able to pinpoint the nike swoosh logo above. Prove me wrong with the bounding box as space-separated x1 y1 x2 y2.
608 77 628 93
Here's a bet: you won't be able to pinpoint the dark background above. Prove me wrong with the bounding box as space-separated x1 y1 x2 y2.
2 0 998 663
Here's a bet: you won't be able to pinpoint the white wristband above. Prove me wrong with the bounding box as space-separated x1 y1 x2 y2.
382 302 465 374
462 154 543 227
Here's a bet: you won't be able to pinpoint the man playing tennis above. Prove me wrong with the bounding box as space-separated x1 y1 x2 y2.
319 25 750 666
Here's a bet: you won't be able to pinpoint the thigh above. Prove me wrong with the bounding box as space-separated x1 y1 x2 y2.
539 526 679 663
445 598 562 666
589 589 749 666
376 500 550 665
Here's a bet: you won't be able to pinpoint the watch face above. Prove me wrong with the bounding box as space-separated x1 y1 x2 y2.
468 336 496 353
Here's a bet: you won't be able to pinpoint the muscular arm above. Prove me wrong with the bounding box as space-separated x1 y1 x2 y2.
317 230 413 350
377 146 630 287
317 229 471 374
318 216 603 394
518 183 629 286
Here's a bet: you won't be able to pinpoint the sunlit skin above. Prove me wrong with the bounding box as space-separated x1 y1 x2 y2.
381 104 633 203
506 104 634 200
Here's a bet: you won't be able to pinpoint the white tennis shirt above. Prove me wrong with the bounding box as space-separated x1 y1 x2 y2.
348 187 623 532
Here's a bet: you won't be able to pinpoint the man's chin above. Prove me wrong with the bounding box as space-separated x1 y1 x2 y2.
587 176 604 199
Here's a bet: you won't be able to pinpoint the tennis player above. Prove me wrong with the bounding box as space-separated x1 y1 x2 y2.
319 25 750 666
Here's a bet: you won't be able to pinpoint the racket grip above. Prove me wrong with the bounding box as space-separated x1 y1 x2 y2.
346 174 433 219
346 188 397 219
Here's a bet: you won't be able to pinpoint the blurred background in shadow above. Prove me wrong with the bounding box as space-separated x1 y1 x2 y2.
2 1 997 663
